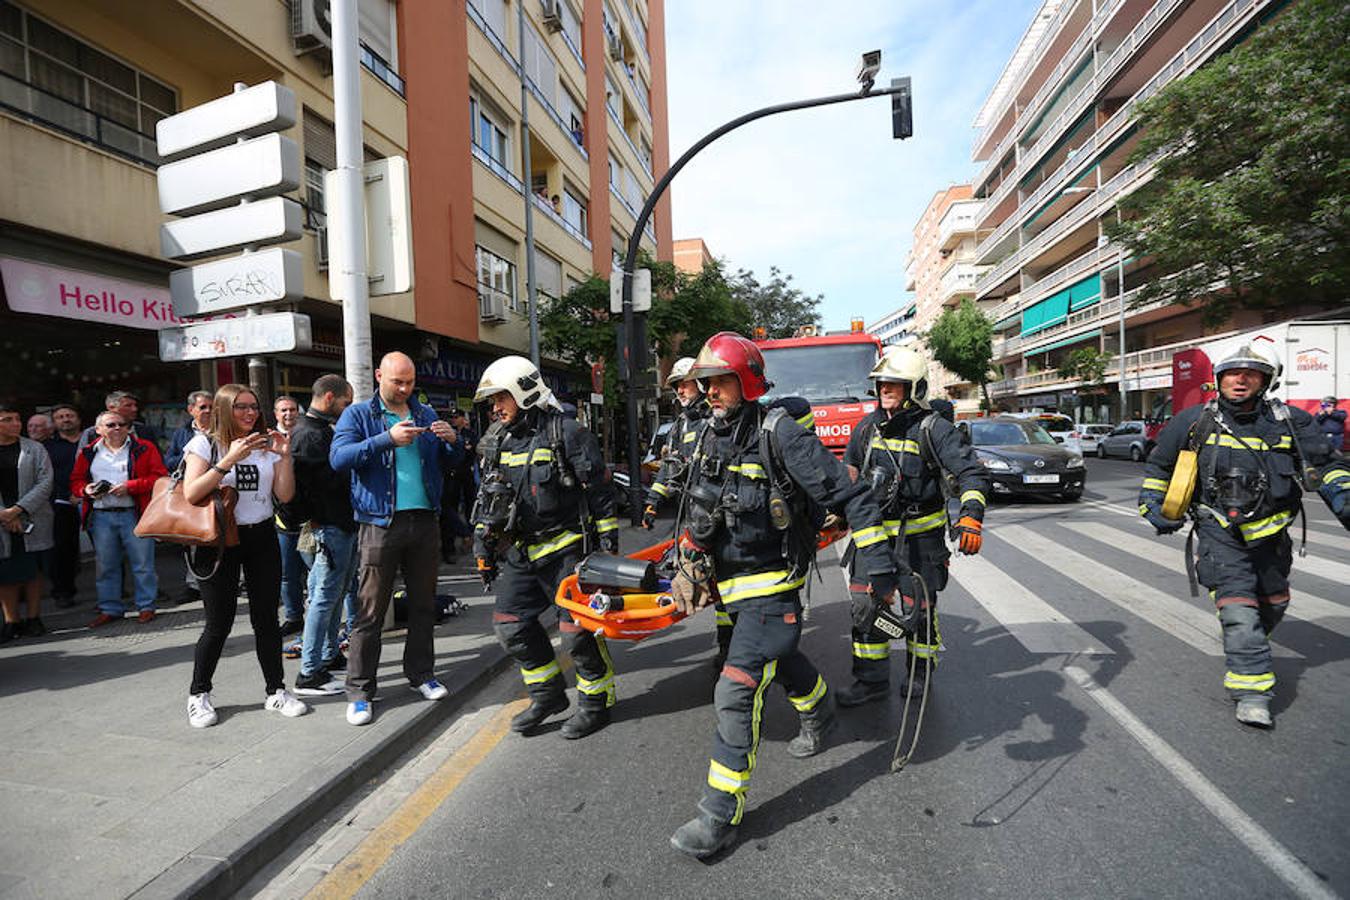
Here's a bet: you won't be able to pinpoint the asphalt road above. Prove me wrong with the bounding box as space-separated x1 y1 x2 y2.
264 457 1350 899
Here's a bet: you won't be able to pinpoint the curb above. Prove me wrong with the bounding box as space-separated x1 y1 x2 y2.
128 649 517 900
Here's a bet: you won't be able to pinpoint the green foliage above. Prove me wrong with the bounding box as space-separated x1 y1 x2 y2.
1060 347 1111 385
1105 0 1350 324
728 266 823 338
925 298 995 405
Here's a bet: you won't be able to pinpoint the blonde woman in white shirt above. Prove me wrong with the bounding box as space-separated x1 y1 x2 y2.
181 384 307 728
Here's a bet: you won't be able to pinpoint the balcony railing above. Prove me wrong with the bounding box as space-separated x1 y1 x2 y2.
472 142 523 193
360 42 405 96
624 64 651 120
532 193 592 250
468 1 515 65
938 261 983 302
937 204 979 249
0 71 160 168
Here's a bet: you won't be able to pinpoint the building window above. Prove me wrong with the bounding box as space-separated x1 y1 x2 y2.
562 187 587 236
476 245 518 310
467 0 509 41
608 152 622 191
303 159 326 230
559 0 583 62
560 85 585 147
611 229 627 271
469 93 510 167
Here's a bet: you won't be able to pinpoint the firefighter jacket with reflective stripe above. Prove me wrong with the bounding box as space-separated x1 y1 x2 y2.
685 402 895 605
1140 400 1340 541
843 406 990 535
481 409 617 557
644 397 709 508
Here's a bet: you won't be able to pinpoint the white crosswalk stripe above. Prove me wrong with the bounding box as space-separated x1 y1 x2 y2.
1073 522 1350 636
951 554 1113 655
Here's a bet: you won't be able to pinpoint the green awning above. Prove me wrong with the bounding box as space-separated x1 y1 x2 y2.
1022 272 1101 336
1069 275 1101 311
1028 328 1101 355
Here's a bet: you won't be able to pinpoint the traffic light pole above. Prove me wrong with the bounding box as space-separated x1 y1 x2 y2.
617 80 912 521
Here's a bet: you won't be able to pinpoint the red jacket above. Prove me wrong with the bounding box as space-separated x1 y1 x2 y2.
71 436 168 525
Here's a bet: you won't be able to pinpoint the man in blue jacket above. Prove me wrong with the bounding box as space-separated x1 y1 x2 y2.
331 351 463 726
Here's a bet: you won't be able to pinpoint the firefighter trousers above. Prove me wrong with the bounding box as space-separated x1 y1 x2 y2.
847 529 949 685
491 544 616 710
1194 517 1291 700
699 591 827 826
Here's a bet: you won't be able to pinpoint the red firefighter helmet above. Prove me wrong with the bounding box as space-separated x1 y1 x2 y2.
687 331 772 401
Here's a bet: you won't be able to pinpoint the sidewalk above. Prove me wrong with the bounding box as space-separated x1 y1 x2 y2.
0 523 654 900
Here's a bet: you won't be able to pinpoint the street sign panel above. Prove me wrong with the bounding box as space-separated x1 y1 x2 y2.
158 311 312 362
160 196 303 261
156 81 298 161
156 133 300 216
325 156 415 298
169 247 303 317
609 267 652 314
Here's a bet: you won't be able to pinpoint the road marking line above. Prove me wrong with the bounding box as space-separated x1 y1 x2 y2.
1075 523 1349 636
304 699 526 900
953 554 1113 655
1064 666 1337 900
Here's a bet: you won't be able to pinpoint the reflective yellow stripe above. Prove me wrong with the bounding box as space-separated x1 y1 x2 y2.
525 530 584 561
595 517 618 533
716 570 805 605
883 518 902 537
906 610 942 662
1238 510 1294 542
787 675 827 712
707 658 776 824
1322 468 1350 484
651 481 671 498
1224 671 1275 692
852 525 888 548
1141 478 1169 492
1202 434 1291 451
727 462 766 479
576 671 616 704
714 610 733 627
904 509 947 535
520 660 561 685
501 447 555 467
682 430 697 443
707 759 751 794
870 437 919 454
852 641 889 660
795 411 815 428
1138 504 1151 516
960 490 986 506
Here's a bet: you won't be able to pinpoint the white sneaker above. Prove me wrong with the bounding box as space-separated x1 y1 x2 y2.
264 688 310 718
413 678 449 701
347 700 373 726
187 692 217 728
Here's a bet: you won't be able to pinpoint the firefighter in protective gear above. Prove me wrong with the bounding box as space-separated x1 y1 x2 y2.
472 356 621 740
668 332 902 859
1140 343 1348 728
643 357 709 526
837 346 990 707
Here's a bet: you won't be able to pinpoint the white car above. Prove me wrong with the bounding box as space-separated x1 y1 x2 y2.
1075 424 1115 455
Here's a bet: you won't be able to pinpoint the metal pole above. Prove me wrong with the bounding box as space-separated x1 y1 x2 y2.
1116 208 1127 422
518 1 541 366
330 0 374 401
617 83 912 521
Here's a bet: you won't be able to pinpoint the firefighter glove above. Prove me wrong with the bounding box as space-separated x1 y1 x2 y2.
1143 506 1184 535
868 571 899 606
475 556 498 589
954 516 983 555
641 504 658 530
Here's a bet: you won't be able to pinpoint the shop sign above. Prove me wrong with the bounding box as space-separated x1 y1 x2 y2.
158 311 312 362
0 256 225 330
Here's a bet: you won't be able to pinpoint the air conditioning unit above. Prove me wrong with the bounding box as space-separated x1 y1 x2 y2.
541 0 564 32
607 32 623 61
479 290 508 323
315 225 329 271
290 0 333 56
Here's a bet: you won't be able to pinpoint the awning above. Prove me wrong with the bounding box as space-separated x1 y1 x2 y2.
1027 328 1101 355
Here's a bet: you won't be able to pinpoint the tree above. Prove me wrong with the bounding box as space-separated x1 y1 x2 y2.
1060 347 1110 386
925 298 995 408
728 266 823 338
1105 0 1349 324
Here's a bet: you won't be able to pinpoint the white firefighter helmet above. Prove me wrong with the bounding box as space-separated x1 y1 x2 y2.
869 346 929 403
665 356 698 387
1213 342 1281 395
474 355 558 409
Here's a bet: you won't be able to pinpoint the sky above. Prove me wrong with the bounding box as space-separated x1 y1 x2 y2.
664 0 1042 332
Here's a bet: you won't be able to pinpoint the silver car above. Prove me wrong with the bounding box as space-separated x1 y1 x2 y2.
1095 420 1150 461
1076 423 1115 455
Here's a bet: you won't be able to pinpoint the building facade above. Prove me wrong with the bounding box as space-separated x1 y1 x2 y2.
969 0 1293 422
0 0 669 428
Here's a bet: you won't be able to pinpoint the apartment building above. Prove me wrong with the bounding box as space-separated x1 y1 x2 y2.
969 0 1295 422
0 0 668 424
867 305 916 349
672 236 712 275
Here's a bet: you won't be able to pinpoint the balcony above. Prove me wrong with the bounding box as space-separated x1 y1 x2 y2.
360 43 405 97
532 193 592 250
937 201 980 251
472 142 523 193
0 71 159 168
938 261 983 305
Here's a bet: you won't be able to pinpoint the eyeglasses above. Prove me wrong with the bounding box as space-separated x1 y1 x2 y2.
233 403 261 412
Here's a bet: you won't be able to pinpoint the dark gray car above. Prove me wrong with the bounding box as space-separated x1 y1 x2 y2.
960 416 1086 502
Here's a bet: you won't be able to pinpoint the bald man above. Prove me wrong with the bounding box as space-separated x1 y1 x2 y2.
330 352 464 725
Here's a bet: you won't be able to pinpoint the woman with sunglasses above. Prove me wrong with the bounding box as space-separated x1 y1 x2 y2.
181 384 306 727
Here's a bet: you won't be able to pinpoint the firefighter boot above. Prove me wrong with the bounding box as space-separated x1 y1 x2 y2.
836 679 890 707
670 813 738 859
560 704 611 740
787 694 837 758
1235 695 1273 728
510 686 569 734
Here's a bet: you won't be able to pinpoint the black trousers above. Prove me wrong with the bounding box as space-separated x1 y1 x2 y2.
49 503 81 598
189 522 285 697
847 529 948 684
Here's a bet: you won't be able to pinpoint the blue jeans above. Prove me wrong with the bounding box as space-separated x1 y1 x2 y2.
89 508 157 615
277 529 306 623
298 526 359 677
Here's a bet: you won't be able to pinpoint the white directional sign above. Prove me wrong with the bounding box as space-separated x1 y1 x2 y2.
158 311 312 362
609 267 652 314
160 196 303 261
156 81 297 160
156 133 300 216
325 156 415 299
169 247 303 317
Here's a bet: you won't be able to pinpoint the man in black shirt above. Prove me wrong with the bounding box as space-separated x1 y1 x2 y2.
43 404 82 608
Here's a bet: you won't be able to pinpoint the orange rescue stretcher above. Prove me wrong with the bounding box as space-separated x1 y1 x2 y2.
554 523 849 642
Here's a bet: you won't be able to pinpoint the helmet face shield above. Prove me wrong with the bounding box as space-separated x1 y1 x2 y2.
688 332 770 401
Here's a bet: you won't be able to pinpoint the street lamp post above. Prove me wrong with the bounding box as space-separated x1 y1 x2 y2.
615 74 913 520
1116 208 1127 423
517 0 541 366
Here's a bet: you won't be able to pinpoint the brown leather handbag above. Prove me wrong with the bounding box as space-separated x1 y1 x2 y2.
134 451 240 580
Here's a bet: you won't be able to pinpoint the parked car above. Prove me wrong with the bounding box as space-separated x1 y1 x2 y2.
1095 420 1152 460
959 416 1085 502
1007 412 1082 452
1076 423 1115 455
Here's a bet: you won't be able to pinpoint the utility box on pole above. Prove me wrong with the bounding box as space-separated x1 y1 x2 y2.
326 155 414 299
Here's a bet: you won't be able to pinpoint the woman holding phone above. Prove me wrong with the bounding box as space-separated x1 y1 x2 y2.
181 384 308 727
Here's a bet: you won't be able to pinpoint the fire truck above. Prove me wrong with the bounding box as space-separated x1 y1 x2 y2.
755 324 883 456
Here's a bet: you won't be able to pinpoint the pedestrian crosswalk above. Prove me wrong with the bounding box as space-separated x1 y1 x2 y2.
955 554 1113 656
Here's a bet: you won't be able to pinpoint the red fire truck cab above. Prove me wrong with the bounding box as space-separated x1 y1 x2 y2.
755 329 883 456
